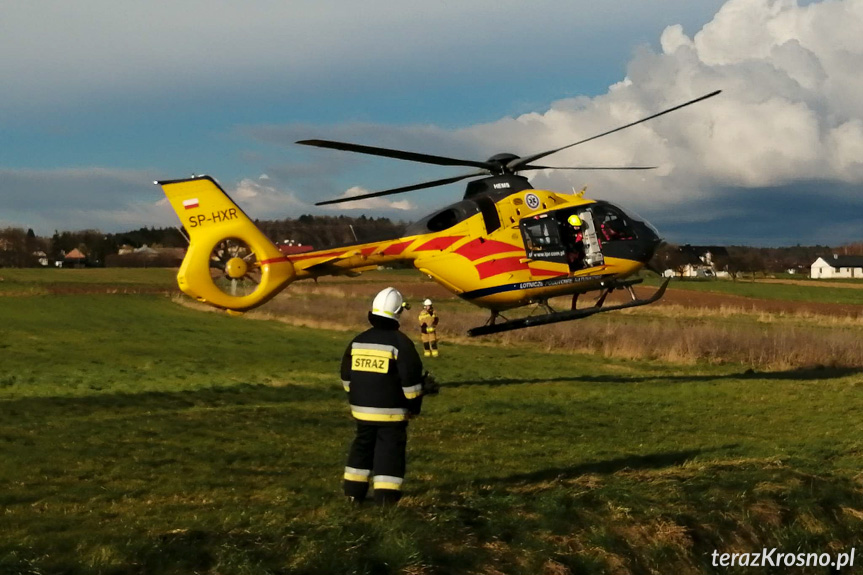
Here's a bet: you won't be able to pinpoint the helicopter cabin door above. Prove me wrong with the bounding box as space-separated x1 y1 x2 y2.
575 210 605 268
519 214 567 266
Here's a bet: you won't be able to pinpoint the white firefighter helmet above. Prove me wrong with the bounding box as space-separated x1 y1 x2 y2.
372 287 405 321
423 298 433 307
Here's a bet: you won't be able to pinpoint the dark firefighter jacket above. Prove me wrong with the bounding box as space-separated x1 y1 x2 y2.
340 313 424 424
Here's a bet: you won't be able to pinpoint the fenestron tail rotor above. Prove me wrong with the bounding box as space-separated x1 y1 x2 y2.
209 238 262 298
300 90 721 205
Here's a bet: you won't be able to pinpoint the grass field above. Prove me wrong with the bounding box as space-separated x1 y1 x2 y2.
641 276 863 306
0 268 178 295
2 269 863 574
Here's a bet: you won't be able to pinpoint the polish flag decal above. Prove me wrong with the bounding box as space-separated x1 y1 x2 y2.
183 198 199 210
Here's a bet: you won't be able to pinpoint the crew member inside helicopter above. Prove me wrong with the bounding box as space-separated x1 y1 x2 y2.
598 210 633 242
562 213 587 272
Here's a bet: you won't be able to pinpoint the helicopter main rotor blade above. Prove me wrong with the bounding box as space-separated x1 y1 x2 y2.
297 139 492 170
315 170 486 206
519 165 657 171
509 90 721 171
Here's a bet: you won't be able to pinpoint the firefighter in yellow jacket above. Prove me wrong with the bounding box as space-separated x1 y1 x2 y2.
340 287 426 505
418 298 440 357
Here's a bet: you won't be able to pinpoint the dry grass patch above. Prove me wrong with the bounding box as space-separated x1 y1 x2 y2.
172 274 863 370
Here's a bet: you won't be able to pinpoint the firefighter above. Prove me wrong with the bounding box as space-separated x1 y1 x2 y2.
340 287 426 505
564 213 586 271
418 298 440 357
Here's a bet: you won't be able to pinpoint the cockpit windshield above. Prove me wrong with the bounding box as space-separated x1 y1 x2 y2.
519 201 649 272
589 202 638 243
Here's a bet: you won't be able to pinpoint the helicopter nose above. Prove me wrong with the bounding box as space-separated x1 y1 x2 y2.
637 221 662 263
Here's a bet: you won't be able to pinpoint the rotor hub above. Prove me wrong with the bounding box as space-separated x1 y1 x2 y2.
486 153 520 175
225 257 248 279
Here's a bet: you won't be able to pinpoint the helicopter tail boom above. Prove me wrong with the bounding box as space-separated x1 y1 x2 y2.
156 176 296 311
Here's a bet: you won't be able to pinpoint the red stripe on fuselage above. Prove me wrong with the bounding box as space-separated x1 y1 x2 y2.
475 257 530 280
382 240 413 256
455 238 522 261
414 236 463 252
288 250 348 262
529 267 569 278
260 256 291 265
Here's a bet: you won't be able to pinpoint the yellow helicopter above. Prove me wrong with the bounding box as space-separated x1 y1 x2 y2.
156 90 720 336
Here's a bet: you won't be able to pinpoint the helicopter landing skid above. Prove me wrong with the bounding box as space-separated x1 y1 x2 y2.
467 278 670 337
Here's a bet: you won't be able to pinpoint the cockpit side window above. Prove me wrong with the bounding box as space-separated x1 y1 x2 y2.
404 200 480 235
427 208 461 232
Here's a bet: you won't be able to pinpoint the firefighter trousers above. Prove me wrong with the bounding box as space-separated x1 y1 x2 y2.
344 422 407 504
421 332 439 356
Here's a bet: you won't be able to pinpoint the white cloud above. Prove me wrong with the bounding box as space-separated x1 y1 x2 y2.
239 0 862 245
442 0 863 223
0 166 414 235
322 187 415 211
0 168 173 234
3 0 861 246
232 177 306 217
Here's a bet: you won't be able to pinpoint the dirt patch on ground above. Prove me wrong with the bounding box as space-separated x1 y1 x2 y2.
287 273 863 318
290 278 863 319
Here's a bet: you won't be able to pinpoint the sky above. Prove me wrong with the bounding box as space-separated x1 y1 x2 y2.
1 0 861 246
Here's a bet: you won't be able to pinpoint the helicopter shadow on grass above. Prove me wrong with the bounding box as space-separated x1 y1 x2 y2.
444 366 863 389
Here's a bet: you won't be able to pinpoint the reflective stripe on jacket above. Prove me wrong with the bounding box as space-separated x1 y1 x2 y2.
418 310 439 334
340 320 424 424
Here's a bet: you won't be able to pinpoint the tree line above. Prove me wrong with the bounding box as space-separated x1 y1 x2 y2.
1 217 860 271
654 243 863 277
0 227 188 267
0 215 405 267
254 214 406 248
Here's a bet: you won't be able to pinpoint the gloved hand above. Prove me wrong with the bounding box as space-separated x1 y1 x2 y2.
421 371 440 395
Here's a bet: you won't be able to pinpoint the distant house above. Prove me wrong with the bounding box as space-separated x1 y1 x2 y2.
669 245 729 278
63 248 87 268
278 242 314 256
134 245 159 257
810 255 863 279
105 245 185 268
